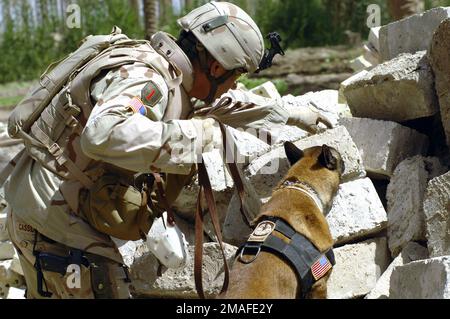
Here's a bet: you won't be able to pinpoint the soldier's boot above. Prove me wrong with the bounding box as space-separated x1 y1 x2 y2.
387 0 425 21
6 209 131 299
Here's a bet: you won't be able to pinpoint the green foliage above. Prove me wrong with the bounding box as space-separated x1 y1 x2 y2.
0 0 144 84
253 0 390 48
238 75 288 96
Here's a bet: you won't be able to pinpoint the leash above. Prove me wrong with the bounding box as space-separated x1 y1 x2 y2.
194 101 254 298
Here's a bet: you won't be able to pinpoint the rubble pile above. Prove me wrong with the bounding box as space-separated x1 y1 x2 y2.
1 8 450 299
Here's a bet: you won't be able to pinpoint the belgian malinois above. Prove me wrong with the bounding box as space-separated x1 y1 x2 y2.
223 142 344 299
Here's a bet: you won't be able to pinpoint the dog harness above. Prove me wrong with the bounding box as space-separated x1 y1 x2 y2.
237 181 335 298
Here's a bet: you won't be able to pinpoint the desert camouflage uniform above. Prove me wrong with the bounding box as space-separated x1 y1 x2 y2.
5 34 289 298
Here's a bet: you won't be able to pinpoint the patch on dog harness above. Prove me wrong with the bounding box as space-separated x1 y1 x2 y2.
311 255 332 280
141 81 163 107
237 218 335 298
248 221 276 243
128 97 147 116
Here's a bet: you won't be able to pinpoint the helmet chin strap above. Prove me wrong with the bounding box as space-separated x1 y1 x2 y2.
197 44 235 105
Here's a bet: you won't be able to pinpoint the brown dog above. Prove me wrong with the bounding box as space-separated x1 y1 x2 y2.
223 142 344 299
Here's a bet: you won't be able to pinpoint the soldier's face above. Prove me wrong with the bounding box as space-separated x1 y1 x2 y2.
213 71 241 98
189 60 241 101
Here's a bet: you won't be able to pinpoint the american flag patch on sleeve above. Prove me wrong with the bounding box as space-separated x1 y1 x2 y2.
128 97 147 116
311 255 332 280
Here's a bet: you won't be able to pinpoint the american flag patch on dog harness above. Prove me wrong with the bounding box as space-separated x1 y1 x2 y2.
311 255 332 280
128 97 146 116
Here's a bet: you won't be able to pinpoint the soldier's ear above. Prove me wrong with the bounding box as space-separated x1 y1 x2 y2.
318 144 338 170
284 142 304 166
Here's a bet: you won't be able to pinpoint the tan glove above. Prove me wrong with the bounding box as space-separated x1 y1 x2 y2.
287 106 333 134
190 118 223 154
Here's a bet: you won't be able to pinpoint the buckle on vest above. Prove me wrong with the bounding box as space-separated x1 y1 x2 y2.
65 115 78 128
239 243 261 264
48 143 62 157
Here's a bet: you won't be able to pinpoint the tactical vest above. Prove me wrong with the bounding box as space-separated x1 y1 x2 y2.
7 27 183 195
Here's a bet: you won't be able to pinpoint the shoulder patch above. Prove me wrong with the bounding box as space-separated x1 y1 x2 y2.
141 81 163 107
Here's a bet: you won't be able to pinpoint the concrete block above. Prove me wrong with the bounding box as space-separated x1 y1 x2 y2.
368 26 380 53
246 126 365 204
0 241 14 260
342 51 439 122
327 178 387 245
379 7 450 61
327 237 390 299
350 56 374 73
365 242 428 299
130 243 237 298
249 81 281 100
424 171 450 258
390 256 450 299
429 18 450 147
339 118 429 178
387 156 447 257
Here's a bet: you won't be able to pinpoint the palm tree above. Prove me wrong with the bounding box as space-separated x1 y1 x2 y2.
143 0 158 40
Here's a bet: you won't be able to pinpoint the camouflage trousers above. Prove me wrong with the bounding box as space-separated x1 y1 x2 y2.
387 0 425 20
6 208 131 299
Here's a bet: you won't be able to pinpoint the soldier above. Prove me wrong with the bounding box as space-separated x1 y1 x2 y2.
387 0 425 21
4 1 330 299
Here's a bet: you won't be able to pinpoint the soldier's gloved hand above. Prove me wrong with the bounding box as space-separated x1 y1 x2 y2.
190 117 223 153
287 105 333 134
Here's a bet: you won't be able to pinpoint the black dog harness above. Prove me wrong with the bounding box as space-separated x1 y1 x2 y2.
238 216 335 298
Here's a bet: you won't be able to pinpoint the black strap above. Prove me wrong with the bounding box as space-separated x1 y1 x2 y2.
238 218 335 298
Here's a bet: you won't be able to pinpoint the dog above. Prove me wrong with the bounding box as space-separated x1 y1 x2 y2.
223 142 344 299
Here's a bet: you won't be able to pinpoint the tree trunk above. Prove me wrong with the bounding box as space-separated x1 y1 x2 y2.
143 0 158 40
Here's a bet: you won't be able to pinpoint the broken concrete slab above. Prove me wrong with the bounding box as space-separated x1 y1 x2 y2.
0 241 14 260
246 126 365 203
249 81 281 100
342 51 439 122
379 7 450 61
339 118 429 178
327 178 387 245
350 55 374 73
390 256 450 299
429 18 450 148
130 243 237 298
368 26 381 54
387 156 447 257
423 171 450 258
365 242 428 299
327 237 390 299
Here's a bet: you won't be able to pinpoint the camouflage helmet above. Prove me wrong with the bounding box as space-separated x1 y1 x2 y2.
177 1 265 74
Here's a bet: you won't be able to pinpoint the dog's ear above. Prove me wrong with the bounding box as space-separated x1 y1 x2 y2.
318 144 338 170
284 142 304 166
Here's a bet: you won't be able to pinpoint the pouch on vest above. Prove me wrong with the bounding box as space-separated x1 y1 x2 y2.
79 174 155 241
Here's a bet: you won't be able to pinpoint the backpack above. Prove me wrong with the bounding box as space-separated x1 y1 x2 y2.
3 27 179 189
